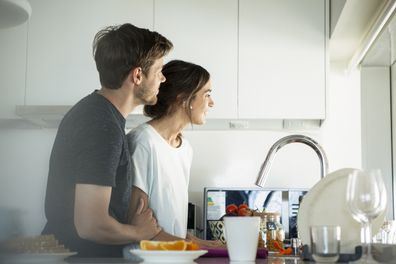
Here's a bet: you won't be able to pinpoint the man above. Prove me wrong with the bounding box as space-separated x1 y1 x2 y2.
42 23 173 258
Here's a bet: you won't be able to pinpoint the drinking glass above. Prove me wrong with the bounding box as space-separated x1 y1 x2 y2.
310 225 341 262
346 169 387 263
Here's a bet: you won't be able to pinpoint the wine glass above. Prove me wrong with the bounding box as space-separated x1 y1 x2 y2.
346 169 387 263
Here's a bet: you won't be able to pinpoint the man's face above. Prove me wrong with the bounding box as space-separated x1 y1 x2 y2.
135 58 165 105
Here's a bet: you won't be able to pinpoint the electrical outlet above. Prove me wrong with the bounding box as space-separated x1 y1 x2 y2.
283 120 321 129
229 120 249 129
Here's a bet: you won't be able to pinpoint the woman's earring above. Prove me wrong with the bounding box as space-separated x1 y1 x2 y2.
190 106 193 110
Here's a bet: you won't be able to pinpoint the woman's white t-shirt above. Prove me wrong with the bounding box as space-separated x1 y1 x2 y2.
127 123 193 238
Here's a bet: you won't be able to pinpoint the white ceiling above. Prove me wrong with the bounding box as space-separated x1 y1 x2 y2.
362 11 396 66
330 0 390 64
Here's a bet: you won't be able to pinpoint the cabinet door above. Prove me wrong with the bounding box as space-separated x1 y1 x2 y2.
154 0 238 119
239 0 326 119
0 25 28 118
26 0 153 105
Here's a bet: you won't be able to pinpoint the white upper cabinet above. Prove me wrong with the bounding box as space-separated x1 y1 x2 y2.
0 24 28 119
13 0 326 123
238 0 326 119
154 0 238 119
25 0 153 105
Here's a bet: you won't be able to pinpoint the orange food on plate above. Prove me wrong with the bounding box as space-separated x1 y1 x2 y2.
159 240 187 251
140 240 162 250
140 240 200 251
186 241 200 250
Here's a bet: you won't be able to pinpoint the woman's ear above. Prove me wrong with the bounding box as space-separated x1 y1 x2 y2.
176 95 186 106
131 67 143 85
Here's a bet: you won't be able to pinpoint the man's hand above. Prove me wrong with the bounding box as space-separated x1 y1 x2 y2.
74 183 157 245
129 198 161 240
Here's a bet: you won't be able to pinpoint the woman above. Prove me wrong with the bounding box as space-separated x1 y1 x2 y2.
127 60 219 247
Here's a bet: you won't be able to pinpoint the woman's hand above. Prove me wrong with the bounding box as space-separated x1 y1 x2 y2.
198 239 225 248
186 232 225 248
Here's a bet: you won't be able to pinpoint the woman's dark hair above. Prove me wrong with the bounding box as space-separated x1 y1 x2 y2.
93 23 173 89
144 60 210 120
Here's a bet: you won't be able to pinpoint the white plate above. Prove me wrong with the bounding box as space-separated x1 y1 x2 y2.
0 252 77 263
129 249 208 263
297 168 386 254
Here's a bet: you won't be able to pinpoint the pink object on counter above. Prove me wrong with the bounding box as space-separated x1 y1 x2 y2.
201 247 268 258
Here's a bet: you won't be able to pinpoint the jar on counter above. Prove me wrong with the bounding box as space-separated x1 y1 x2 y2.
266 212 284 251
257 212 268 248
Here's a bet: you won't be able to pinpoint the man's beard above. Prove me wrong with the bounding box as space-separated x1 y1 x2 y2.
136 83 158 105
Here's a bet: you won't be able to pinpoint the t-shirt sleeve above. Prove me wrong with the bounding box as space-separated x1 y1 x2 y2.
129 140 153 195
73 123 123 187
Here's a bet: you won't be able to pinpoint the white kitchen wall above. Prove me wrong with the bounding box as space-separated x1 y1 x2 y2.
0 23 27 119
0 129 55 239
0 61 362 238
322 62 362 171
361 66 393 219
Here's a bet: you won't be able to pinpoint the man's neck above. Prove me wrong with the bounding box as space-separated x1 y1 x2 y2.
97 87 138 118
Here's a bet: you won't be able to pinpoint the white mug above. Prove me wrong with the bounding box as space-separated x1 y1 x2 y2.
224 216 261 262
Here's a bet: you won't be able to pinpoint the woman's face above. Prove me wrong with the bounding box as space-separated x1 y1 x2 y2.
189 79 214 125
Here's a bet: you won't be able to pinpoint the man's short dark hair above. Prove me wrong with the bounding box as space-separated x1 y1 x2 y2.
93 23 173 89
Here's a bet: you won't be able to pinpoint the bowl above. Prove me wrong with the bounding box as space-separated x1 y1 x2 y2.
208 220 226 244
372 243 396 263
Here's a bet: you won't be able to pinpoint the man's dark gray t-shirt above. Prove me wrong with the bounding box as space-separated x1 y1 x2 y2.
42 91 132 257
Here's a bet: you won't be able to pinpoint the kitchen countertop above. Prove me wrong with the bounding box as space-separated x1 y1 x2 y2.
67 256 312 264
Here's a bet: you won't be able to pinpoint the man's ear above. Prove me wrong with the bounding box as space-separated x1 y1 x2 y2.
131 67 143 85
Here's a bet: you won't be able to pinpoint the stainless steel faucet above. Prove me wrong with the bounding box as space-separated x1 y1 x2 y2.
255 134 328 187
